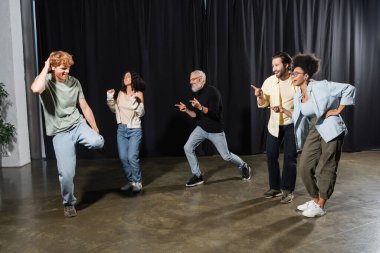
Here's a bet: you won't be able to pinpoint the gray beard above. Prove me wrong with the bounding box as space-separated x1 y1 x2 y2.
191 83 202 92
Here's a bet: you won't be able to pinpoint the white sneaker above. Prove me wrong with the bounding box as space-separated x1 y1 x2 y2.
302 201 326 218
296 200 315 212
120 182 133 191
132 182 142 192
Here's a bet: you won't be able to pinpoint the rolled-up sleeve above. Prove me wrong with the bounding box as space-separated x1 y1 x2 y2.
327 81 356 105
106 93 116 113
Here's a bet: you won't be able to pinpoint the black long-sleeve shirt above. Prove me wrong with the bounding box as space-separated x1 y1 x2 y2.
193 85 224 133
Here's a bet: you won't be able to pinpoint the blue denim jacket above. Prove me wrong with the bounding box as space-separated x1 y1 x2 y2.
293 80 356 151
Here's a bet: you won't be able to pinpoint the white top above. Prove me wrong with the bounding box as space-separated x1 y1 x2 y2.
300 97 316 118
107 92 145 128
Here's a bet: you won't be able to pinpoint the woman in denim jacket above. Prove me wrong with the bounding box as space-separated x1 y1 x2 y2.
274 54 355 217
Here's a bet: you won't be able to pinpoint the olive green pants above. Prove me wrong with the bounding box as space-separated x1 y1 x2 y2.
299 118 344 200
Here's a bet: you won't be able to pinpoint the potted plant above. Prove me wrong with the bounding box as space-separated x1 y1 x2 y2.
0 82 16 156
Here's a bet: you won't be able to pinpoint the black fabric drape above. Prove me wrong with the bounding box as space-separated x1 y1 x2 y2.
205 0 380 154
35 0 206 158
35 0 380 159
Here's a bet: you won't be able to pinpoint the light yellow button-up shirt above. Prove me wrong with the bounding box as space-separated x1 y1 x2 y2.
257 75 297 137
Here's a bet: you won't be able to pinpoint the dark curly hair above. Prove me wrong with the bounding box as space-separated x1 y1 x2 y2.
272 52 292 67
120 71 146 93
273 51 292 71
292 53 320 78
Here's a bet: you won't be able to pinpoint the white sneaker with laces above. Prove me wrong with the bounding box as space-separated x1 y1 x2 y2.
296 200 315 211
120 182 133 191
132 182 142 192
302 201 326 218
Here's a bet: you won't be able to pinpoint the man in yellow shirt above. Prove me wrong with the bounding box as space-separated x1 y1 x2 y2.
252 52 297 204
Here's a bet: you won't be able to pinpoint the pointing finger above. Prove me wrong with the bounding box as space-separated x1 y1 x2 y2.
251 85 258 89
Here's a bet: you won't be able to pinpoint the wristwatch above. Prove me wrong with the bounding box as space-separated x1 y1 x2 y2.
199 106 203 111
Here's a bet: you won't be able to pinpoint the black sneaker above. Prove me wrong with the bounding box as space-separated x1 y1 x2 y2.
64 204 77 218
263 189 283 199
241 163 252 181
185 175 204 187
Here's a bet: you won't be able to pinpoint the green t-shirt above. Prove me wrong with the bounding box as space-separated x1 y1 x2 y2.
40 73 85 136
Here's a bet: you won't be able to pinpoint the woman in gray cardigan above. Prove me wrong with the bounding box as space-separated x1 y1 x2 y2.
274 54 355 217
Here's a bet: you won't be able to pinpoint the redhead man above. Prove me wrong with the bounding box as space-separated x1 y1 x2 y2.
31 51 104 217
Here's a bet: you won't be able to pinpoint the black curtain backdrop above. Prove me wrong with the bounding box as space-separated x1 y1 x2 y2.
35 0 380 159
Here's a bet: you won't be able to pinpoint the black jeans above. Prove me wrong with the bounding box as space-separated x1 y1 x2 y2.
266 124 298 192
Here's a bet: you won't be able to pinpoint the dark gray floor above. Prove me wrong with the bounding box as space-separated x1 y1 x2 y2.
1 152 380 253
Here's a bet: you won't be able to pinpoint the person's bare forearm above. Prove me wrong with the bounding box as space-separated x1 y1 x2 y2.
31 59 50 94
325 105 346 118
282 108 292 118
186 109 196 118
83 107 99 133
257 96 266 106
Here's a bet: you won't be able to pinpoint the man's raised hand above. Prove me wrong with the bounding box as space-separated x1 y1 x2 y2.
251 85 263 97
189 97 201 110
175 102 188 112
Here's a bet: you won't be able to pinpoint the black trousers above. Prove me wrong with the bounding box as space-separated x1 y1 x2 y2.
266 124 298 191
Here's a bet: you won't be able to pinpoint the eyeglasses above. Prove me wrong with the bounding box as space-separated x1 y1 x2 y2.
190 76 201 82
290 71 305 77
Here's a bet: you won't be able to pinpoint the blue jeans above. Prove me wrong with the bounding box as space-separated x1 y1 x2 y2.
266 124 297 191
52 122 104 205
117 125 142 183
184 126 246 176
